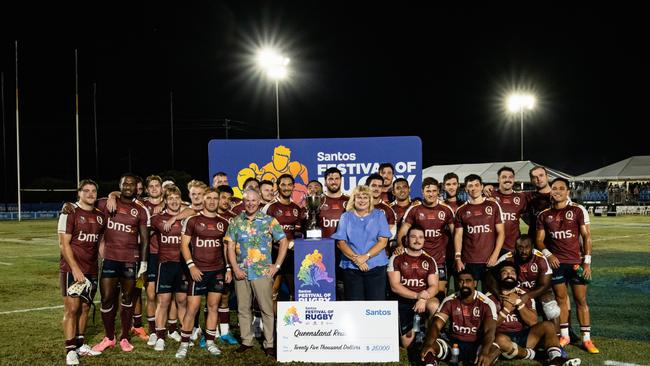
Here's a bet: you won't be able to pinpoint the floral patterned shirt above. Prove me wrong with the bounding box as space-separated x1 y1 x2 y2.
225 210 286 280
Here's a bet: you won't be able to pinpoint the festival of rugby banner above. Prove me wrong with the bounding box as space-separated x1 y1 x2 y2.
293 238 336 302
277 301 399 363
207 136 422 202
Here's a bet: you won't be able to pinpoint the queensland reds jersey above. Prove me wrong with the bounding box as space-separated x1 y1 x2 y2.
375 200 397 227
387 251 438 294
262 200 305 243
151 211 183 263
536 203 589 264
403 203 454 264
142 199 162 254
318 195 349 238
444 198 465 214
488 288 535 333
524 191 552 237
219 209 237 222
390 200 417 228
454 199 504 264
491 191 527 251
231 201 245 215
182 212 229 272
97 198 149 262
380 191 394 204
437 291 497 342
58 205 106 274
497 249 552 290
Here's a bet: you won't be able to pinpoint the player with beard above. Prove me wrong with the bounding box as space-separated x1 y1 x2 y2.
259 180 276 205
536 178 598 353
175 188 231 359
489 262 581 365
212 171 241 205
442 173 465 214
454 174 505 287
318 167 350 299
387 225 439 350
396 177 454 296
378 162 395 203
262 174 306 312
307 179 323 196
366 173 397 239
59 180 105 365
149 186 186 351
390 178 418 233
420 270 498 366
92 174 150 353
490 167 528 252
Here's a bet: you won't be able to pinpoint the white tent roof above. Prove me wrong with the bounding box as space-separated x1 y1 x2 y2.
422 160 573 184
573 156 650 181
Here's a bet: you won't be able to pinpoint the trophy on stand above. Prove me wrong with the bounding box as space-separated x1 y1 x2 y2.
305 194 323 239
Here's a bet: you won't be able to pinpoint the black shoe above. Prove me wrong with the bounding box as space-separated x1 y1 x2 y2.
569 328 581 344
264 347 276 358
235 344 253 353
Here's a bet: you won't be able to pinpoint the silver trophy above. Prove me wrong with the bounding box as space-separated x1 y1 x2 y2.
305 194 323 239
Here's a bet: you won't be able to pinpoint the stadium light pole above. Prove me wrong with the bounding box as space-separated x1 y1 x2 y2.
257 48 289 139
507 93 535 161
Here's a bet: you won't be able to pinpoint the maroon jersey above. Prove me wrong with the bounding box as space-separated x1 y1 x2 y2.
263 200 305 242
182 212 229 271
219 209 237 222
387 251 438 294
488 288 535 333
454 199 504 264
496 249 552 290
403 203 454 264
231 196 242 205
380 190 394 203
231 201 245 215
444 198 465 214
391 200 417 227
375 200 397 227
98 198 149 262
524 191 552 237
491 191 527 251
151 211 183 263
437 291 497 342
58 206 106 274
536 204 589 264
141 199 162 254
318 195 349 238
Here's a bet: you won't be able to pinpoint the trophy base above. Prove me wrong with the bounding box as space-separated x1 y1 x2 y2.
306 229 322 239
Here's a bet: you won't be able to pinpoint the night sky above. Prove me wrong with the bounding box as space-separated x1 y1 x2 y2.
0 3 647 197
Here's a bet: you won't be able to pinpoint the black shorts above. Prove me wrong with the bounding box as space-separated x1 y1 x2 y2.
101 259 137 279
437 263 449 282
187 270 226 296
60 272 98 303
437 337 481 365
146 253 159 283
156 261 188 294
552 263 587 286
503 328 531 347
398 299 418 336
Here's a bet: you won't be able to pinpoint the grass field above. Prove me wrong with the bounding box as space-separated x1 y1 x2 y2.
1 217 649 366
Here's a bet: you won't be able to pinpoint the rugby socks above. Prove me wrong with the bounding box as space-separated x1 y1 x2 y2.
180 330 192 343
120 302 134 340
422 352 437 366
168 319 178 334
560 323 570 338
547 346 562 360
100 305 117 340
218 308 230 335
524 348 536 360
147 316 156 334
76 335 85 348
133 313 143 328
581 325 591 341
156 328 167 340
65 339 77 355
205 329 218 342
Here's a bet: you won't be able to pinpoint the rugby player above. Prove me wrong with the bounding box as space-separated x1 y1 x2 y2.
490 167 528 252
390 178 418 234
378 162 395 203
366 173 397 239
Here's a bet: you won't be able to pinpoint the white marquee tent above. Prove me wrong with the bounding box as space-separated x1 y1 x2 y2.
421 160 573 184
573 156 650 181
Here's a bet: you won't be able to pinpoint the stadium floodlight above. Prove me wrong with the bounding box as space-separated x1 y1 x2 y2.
257 48 290 139
506 93 536 160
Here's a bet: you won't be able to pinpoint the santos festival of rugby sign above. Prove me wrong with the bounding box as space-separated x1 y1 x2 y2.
208 136 422 203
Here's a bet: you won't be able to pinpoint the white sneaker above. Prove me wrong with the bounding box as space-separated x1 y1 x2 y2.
147 333 158 346
76 344 101 356
168 330 181 342
206 341 221 356
66 350 79 365
154 338 165 351
175 343 189 359
190 327 202 341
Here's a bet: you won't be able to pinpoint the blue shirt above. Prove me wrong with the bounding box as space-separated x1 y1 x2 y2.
331 209 391 270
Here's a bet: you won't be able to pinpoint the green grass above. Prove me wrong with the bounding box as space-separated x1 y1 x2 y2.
1 217 649 365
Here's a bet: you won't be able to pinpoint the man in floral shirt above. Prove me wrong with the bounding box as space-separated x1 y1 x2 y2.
225 188 288 358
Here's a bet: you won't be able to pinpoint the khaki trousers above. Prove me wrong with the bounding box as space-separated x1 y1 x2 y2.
234 276 274 348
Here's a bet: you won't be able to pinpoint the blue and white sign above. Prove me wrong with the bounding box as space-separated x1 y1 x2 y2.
208 136 422 203
294 239 336 302
277 301 399 363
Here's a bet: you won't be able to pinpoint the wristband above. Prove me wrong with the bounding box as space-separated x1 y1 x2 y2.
226 267 232 271
366 253 371 259
517 303 526 310
498 310 508 318
583 255 592 264
188 263 196 269
186 259 194 265
542 249 552 258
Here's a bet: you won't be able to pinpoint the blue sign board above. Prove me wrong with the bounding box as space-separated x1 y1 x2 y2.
293 238 337 301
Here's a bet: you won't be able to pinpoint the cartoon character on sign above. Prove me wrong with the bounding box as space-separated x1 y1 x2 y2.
234 145 309 204
283 306 302 326
297 249 334 287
